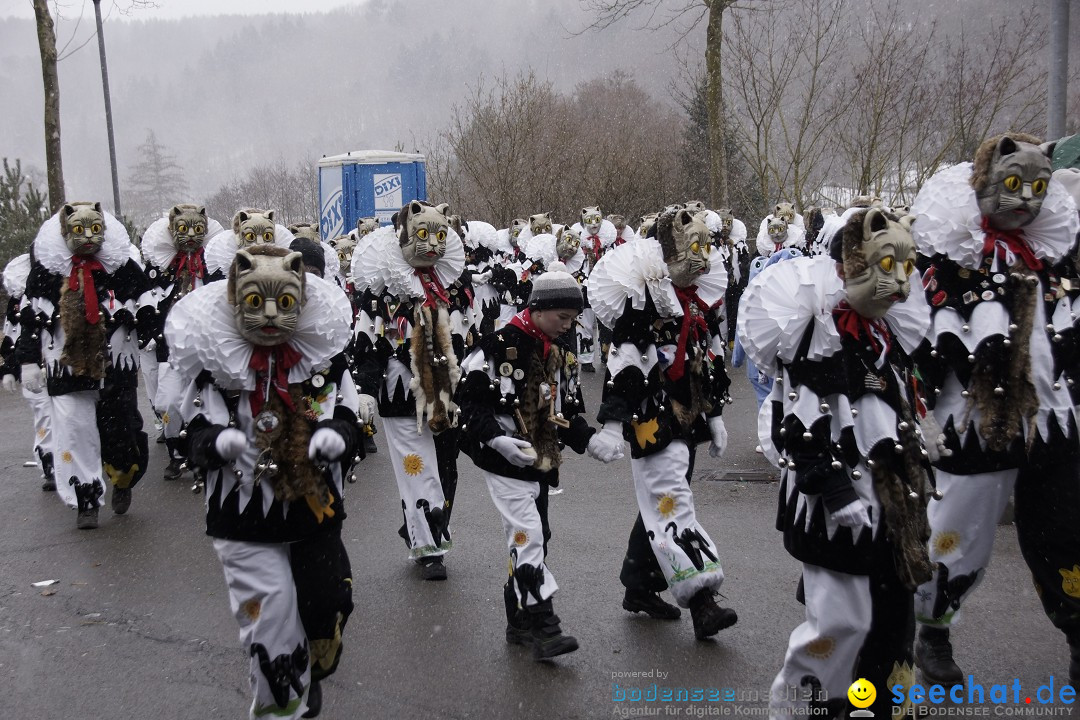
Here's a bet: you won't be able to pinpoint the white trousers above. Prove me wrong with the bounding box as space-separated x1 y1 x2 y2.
139 346 159 414
154 362 185 440
914 468 1015 626
51 390 104 510
630 441 724 606
23 387 53 459
382 416 451 560
576 307 596 364
484 471 558 607
497 303 516 330
769 564 871 717
213 539 313 720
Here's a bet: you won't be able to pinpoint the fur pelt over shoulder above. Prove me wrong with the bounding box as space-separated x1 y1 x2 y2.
59 276 107 379
255 388 327 506
517 344 563 473
409 301 461 433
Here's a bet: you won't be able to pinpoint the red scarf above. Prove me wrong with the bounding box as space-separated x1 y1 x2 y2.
415 269 451 308
69 256 105 324
171 248 206 281
248 343 302 416
510 309 553 359
981 217 1042 271
833 301 892 355
588 235 603 260
667 286 709 382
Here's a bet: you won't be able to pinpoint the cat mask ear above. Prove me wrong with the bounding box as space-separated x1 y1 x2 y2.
283 251 304 276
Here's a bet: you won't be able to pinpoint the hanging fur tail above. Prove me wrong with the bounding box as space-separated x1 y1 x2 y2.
58 278 107 379
256 388 328 506
409 301 461 434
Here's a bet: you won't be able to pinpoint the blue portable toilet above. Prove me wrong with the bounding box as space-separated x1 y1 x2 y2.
317 150 428 240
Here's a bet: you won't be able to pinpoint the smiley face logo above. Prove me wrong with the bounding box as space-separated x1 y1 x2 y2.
848 678 876 709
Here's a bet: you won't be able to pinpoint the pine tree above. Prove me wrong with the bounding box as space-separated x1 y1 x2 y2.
124 129 189 229
0 158 49 269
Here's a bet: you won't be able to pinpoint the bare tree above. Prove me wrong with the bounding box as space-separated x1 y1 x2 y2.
32 0 63 212
205 160 319 229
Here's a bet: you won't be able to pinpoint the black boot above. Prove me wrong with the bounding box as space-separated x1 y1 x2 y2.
163 438 186 481
72 478 102 530
363 434 377 455
420 556 447 581
622 588 681 620
504 580 530 645
38 450 56 491
111 487 132 515
525 600 578 661
915 626 964 685
581 362 595 373
301 679 321 718
688 588 737 640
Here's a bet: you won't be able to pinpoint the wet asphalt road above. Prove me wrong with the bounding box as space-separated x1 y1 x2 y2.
0 365 1070 719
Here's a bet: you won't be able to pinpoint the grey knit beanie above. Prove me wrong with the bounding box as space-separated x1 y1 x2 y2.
528 261 583 311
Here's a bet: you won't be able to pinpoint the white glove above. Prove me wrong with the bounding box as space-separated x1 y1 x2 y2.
708 416 728 458
20 364 43 394
586 422 625 463
357 394 377 425
918 412 952 463
1 375 16 393
472 270 492 286
214 428 247 461
308 428 346 461
488 435 537 467
830 499 872 529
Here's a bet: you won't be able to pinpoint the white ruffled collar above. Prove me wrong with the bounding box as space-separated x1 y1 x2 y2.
141 215 226 269
571 219 618 247
586 237 728 329
204 225 297 275
350 224 465 299
3 254 30 297
165 273 353 391
34 208 132 276
523 232 585 274
912 162 1079 269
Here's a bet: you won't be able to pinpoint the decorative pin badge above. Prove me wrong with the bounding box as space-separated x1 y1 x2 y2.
312 375 325 388
499 362 513 377
513 369 524 380
255 410 280 433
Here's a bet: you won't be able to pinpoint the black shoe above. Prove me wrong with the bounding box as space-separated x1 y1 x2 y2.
525 600 579 660
76 506 99 530
688 589 737 639
41 478 56 491
111 487 132 515
623 588 681 620
421 557 447 581
916 626 964 685
301 679 321 718
163 458 185 481
581 362 595 373
156 430 166 444
363 435 377 454
506 619 531 645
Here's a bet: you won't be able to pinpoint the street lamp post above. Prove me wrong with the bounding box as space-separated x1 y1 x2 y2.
93 0 122 217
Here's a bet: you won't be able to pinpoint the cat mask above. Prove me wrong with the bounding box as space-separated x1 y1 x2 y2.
329 234 357 267
768 216 788 239
580 207 602 236
169 204 208 254
398 201 448 269
973 134 1053 232
556 226 581 261
841 208 915 320
659 209 711 289
774 202 796 223
609 214 627 235
61 202 105 257
287 223 320 243
356 217 379 237
529 213 553 237
715 208 734 239
234 209 276 248
229 247 305 347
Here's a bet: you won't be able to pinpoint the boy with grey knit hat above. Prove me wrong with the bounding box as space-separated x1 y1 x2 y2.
457 261 624 660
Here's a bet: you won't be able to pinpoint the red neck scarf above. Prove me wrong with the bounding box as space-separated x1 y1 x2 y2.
69 256 105 324
588 235 603 260
510 309 553 359
415 269 451 308
248 342 303 416
833 300 892 355
667 285 709 381
171 248 206 281
981 217 1042 270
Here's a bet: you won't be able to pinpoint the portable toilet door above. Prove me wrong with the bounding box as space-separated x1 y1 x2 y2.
318 150 427 240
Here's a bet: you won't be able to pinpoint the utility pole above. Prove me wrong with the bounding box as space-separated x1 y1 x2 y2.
1047 0 1070 140
93 0 122 217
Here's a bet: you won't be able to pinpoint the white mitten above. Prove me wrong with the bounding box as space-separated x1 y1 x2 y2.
488 435 537 467
20 364 43 394
357 394 377 425
830 499 871 529
473 270 492 286
708 416 729 458
214 428 247 461
918 412 952 462
308 428 346 461
1 375 16 393
586 422 625 463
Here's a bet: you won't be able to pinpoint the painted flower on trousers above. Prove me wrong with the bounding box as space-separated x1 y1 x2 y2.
403 454 424 476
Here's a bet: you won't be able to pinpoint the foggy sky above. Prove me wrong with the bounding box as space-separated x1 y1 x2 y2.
0 0 365 21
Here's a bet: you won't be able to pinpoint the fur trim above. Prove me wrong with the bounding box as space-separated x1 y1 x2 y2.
58 278 107 379
517 344 562 472
256 388 326 505
408 302 461 433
